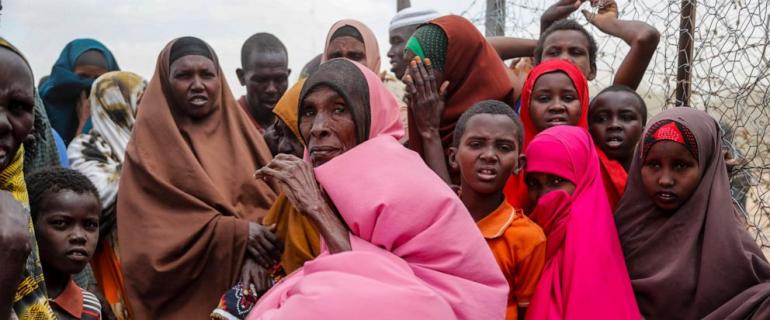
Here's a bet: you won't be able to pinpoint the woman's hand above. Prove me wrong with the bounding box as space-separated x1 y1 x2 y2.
403 57 449 140
541 0 586 32
240 257 273 295
254 154 352 253
247 223 283 269
254 154 327 216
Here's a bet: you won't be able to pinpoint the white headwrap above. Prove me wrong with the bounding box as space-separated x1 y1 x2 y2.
389 7 441 32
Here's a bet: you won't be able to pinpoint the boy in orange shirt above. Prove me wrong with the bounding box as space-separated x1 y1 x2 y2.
448 100 546 319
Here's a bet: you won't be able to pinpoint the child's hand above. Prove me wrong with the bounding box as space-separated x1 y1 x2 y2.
582 0 619 27
541 0 586 31
403 57 449 139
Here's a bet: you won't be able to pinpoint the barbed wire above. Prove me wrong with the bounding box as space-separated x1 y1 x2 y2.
468 0 770 250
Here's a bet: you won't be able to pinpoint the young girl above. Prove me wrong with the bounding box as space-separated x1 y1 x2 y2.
524 125 639 319
615 108 770 319
503 59 628 211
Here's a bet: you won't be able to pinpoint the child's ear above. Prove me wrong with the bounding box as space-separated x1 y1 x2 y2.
514 154 527 176
447 147 459 171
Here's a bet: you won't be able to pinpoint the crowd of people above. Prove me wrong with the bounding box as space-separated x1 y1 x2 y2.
3 0 770 319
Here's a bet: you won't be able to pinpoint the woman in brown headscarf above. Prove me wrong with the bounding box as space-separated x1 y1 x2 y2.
116 37 278 319
322 19 381 73
615 107 770 319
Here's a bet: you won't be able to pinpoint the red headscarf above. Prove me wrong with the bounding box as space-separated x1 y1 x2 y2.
504 59 627 211
407 15 513 156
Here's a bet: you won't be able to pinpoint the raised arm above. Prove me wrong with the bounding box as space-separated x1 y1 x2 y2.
487 37 538 61
403 57 453 185
583 0 660 89
541 0 586 33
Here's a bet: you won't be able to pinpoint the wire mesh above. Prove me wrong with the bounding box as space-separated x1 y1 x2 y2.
468 0 770 251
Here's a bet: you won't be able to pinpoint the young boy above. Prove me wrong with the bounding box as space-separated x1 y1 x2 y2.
588 85 648 170
28 168 103 320
447 100 546 320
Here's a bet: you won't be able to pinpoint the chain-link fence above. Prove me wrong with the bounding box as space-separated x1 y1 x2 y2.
465 0 770 250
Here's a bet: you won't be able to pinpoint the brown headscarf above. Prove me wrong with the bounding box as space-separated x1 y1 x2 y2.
322 19 381 73
116 37 277 319
407 15 514 155
615 107 770 319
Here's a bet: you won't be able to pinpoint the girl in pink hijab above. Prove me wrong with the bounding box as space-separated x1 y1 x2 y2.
249 58 507 320
524 126 639 319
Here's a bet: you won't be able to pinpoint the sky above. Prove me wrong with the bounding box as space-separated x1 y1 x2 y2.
0 0 487 96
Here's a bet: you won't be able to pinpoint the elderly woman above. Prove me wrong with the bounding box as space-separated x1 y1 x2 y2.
116 37 278 319
248 58 507 319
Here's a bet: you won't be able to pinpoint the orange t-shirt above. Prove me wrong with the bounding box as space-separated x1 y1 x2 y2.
477 199 547 320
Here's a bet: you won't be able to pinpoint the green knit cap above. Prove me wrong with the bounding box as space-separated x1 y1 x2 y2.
406 24 448 71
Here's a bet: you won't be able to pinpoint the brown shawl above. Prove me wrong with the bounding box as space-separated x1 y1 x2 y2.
407 15 513 155
615 107 770 319
321 19 381 73
117 38 277 319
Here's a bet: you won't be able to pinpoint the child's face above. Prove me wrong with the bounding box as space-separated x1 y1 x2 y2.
450 114 522 195
35 190 100 275
589 91 645 161
541 30 595 80
641 141 701 211
528 72 582 132
525 173 576 204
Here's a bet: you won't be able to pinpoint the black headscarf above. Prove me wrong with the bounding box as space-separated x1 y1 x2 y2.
298 58 370 144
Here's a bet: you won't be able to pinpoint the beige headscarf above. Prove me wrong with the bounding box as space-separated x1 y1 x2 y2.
322 19 381 73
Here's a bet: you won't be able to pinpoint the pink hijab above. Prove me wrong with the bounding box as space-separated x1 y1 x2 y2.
247 60 507 320
525 126 639 319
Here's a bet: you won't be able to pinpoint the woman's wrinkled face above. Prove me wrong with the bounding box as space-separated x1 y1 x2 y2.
528 72 582 132
168 55 220 119
300 86 357 167
0 48 35 170
326 36 367 66
641 140 701 212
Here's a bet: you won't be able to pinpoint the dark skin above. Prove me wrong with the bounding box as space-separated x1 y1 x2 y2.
236 51 291 129
448 113 529 317
525 173 577 204
264 119 304 158
326 37 367 66
528 72 582 132
402 56 452 184
540 30 596 80
168 55 221 121
34 190 100 300
0 47 35 319
541 0 660 89
73 59 109 135
388 24 420 79
255 85 354 256
641 141 701 212
588 91 645 170
448 114 524 221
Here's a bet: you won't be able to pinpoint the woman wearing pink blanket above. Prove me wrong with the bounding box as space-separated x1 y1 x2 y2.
250 58 508 320
524 126 640 319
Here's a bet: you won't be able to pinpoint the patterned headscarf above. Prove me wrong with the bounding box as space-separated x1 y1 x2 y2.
68 71 146 211
406 24 448 71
